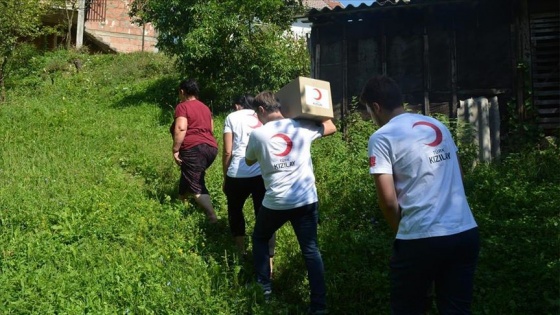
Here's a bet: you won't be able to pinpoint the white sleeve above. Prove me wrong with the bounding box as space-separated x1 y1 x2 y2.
223 115 233 134
368 133 393 175
245 132 257 161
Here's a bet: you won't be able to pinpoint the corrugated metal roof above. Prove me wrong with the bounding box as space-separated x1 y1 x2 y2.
307 0 475 18
307 0 439 16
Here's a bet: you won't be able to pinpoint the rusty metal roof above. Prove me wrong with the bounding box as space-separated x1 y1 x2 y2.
303 0 344 10
308 0 410 13
307 0 476 21
306 0 479 17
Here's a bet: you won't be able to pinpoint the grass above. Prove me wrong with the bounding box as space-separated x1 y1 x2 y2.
0 49 558 314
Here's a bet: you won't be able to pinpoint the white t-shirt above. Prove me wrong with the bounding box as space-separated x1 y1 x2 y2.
368 113 477 240
223 109 262 178
246 118 323 210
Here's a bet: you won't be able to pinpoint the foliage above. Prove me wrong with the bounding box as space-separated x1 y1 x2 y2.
433 113 479 171
464 144 560 314
0 0 53 101
0 50 558 314
49 0 80 49
3 43 43 88
130 0 310 111
503 62 543 153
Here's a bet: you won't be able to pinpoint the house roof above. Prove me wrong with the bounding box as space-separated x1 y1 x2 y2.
307 0 472 19
303 0 344 10
307 0 412 13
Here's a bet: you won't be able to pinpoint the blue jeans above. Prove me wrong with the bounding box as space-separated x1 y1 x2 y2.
252 202 326 311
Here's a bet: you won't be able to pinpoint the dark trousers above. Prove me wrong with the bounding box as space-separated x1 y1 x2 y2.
390 228 480 315
178 144 217 195
252 203 326 312
224 175 265 237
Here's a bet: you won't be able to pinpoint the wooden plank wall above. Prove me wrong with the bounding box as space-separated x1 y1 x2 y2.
309 0 559 137
530 12 560 132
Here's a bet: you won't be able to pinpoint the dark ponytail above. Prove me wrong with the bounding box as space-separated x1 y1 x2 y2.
233 94 254 109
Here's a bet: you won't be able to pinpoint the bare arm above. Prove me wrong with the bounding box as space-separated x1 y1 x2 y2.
222 132 233 176
373 174 401 233
222 132 233 192
245 133 257 166
172 116 188 165
322 119 337 137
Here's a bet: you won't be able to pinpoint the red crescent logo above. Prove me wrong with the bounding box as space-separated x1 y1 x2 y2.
412 121 443 147
369 156 377 167
271 133 293 157
247 113 262 129
313 88 322 101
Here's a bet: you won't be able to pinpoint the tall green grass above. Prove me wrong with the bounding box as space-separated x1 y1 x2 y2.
0 50 558 314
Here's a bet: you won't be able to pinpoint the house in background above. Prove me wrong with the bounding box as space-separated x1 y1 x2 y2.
45 0 341 52
41 0 157 53
292 0 344 38
85 0 343 51
85 0 157 53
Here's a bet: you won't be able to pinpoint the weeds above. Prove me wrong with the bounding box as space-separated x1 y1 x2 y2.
0 50 558 314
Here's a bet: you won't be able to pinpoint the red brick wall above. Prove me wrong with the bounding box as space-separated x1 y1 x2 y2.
85 0 158 53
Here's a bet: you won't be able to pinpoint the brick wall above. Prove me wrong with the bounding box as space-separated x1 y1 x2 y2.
85 0 158 53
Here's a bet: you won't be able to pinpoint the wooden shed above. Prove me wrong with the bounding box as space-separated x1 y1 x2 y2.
307 0 559 136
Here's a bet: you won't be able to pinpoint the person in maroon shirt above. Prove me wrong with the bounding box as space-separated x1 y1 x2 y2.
171 79 219 223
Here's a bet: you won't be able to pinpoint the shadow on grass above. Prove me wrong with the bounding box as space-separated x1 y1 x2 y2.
318 210 393 314
267 248 311 314
113 76 179 126
112 75 232 127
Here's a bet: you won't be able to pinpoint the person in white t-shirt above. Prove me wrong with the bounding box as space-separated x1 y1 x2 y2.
245 91 336 315
222 95 275 270
361 75 480 314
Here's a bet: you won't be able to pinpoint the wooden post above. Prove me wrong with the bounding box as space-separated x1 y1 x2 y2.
516 0 532 122
142 23 146 52
381 22 387 76
342 22 348 139
489 96 501 160
450 28 458 118
478 97 491 162
314 43 320 78
423 26 430 116
76 0 85 49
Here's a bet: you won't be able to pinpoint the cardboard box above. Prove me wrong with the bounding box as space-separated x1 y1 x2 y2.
275 77 334 121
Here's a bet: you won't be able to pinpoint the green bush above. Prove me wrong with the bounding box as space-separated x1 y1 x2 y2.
464 144 560 314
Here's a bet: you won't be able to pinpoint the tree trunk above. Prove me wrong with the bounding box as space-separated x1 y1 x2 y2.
67 23 72 49
0 56 7 103
65 1 76 49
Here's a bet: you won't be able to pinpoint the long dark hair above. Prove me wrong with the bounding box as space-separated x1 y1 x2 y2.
233 94 254 109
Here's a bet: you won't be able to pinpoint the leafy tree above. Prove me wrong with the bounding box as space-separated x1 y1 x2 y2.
130 0 310 111
0 0 51 102
50 0 80 49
